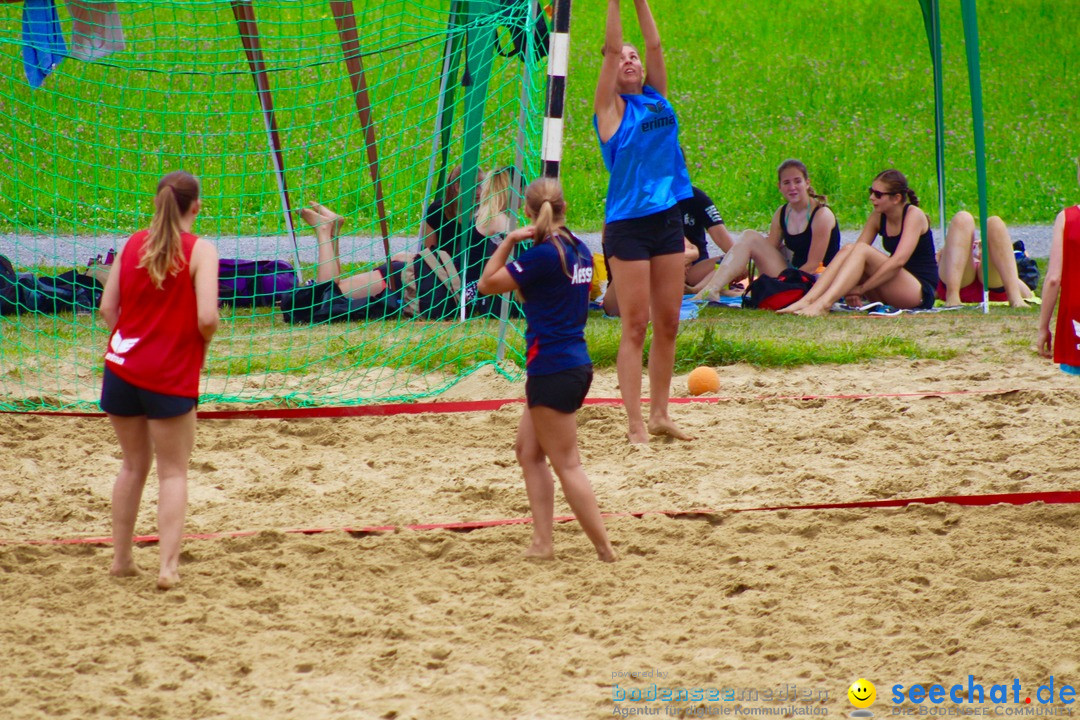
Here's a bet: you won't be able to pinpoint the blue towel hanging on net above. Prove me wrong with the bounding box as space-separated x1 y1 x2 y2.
22 0 67 88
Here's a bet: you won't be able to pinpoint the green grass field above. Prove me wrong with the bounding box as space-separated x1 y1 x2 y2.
1 0 1077 237
0 1 1066 409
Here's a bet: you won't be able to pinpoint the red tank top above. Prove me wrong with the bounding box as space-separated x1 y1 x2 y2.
1055 206 1080 366
104 230 207 397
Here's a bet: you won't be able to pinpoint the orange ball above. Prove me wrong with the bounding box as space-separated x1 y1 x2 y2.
687 366 721 396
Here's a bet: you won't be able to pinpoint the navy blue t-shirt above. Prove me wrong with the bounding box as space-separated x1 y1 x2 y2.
506 233 593 376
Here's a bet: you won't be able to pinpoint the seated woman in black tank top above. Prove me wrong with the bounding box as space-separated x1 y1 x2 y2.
780 169 939 316
691 159 840 301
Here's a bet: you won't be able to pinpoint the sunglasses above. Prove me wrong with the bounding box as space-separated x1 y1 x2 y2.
868 187 898 199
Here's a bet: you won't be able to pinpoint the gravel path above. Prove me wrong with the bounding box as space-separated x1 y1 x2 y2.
0 224 1053 269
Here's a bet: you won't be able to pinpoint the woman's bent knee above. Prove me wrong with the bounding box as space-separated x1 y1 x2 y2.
952 210 975 225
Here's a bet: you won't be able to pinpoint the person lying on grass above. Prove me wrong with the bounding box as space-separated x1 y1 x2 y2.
299 202 412 301
779 169 939 316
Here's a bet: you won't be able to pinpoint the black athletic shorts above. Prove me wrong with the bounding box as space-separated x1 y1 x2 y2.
525 363 593 414
917 279 937 310
100 366 197 419
602 204 683 262
374 259 407 292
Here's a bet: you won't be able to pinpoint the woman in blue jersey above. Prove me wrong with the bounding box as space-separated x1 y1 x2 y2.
780 169 939 316
595 0 692 443
691 159 840 300
478 178 616 563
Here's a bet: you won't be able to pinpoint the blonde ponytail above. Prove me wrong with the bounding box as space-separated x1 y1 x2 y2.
522 177 573 278
140 170 199 288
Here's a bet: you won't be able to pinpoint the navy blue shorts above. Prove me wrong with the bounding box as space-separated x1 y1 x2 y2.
603 205 683 262
525 364 593 414
100 366 197 419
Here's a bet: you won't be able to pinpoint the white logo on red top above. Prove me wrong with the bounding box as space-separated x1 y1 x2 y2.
105 330 140 365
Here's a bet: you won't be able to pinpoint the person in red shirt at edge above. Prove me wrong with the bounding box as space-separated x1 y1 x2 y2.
99 170 220 590
1039 159 1080 376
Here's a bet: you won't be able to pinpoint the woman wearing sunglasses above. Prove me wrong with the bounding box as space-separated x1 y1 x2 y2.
780 169 938 316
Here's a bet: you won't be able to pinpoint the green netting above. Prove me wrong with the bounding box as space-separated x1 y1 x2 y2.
0 0 550 411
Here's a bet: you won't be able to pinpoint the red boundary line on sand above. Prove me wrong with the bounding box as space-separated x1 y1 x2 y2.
9 490 1079 548
3 387 1026 420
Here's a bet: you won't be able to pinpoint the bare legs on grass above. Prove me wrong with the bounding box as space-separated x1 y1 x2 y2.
516 406 616 562
779 244 924 317
691 230 786 300
109 409 195 590
300 203 386 300
939 211 1032 308
609 253 691 443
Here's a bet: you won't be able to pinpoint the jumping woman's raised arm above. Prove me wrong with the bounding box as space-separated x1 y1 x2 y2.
594 0 626 142
633 0 666 96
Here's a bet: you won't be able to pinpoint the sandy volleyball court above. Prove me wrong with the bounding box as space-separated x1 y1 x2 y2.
1 355 1079 719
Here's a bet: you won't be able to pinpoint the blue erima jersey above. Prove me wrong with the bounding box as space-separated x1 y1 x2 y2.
594 85 693 223
505 233 593 376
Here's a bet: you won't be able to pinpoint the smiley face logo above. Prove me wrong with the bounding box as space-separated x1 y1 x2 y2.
848 678 876 708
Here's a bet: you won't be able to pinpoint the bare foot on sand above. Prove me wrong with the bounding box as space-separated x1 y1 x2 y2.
524 543 554 561
109 559 141 578
596 546 618 563
648 417 692 441
157 572 180 591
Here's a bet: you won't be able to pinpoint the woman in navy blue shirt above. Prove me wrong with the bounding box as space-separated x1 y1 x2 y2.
478 178 616 563
595 0 692 444
781 169 938 316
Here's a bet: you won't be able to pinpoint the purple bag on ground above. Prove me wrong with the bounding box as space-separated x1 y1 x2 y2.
218 259 297 307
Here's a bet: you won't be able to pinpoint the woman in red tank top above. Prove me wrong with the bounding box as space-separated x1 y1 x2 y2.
1038 161 1080 375
98 170 220 590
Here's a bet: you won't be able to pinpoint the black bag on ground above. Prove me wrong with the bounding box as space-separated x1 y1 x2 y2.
743 268 816 310
0 257 101 315
280 280 399 325
0 254 17 314
1013 241 1040 292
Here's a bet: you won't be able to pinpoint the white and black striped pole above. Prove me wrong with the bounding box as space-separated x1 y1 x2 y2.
541 0 571 178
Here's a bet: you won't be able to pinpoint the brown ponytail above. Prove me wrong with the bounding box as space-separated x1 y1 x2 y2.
777 158 828 207
141 170 200 288
523 177 573 278
443 165 463 222
874 169 919 207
